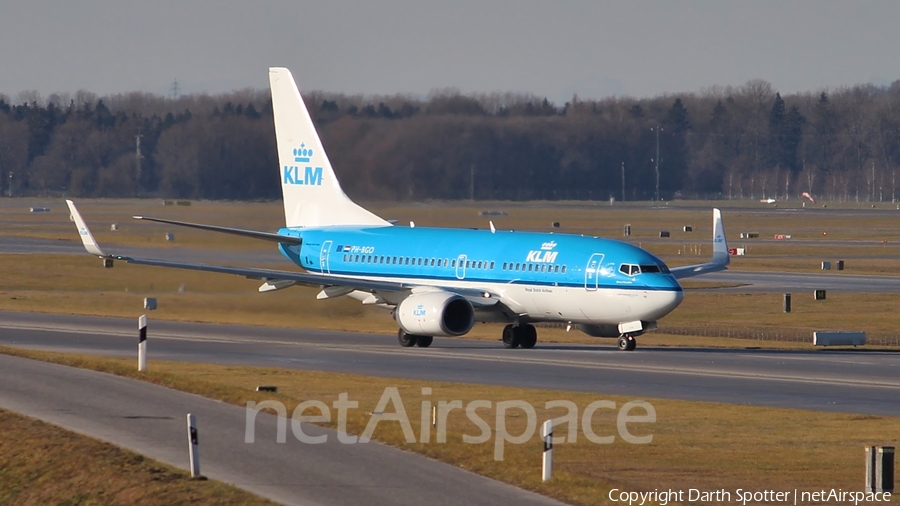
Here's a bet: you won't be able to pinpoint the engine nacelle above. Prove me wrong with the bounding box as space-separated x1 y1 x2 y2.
396 292 475 336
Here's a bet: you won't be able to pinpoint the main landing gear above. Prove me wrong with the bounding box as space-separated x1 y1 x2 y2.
398 329 433 348
617 334 637 351
502 324 537 349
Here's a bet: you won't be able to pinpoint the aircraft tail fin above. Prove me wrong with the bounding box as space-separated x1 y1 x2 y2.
268 67 389 228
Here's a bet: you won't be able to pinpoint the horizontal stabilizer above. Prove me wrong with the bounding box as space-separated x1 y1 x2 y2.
133 215 301 245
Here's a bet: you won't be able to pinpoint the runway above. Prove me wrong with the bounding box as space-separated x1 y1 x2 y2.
0 354 561 506
696 269 900 292
1 311 898 417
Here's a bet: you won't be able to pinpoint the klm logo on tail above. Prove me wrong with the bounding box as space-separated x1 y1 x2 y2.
283 143 323 186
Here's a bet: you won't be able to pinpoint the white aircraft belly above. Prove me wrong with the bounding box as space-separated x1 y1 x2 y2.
312 271 682 325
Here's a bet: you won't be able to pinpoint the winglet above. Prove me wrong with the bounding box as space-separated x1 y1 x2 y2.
669 208 729 280
65 200 107 257
711 208 730 267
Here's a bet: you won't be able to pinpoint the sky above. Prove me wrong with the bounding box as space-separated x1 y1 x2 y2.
1 0 898 105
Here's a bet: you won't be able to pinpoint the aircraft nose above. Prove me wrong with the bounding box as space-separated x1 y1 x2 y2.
643 283 684 320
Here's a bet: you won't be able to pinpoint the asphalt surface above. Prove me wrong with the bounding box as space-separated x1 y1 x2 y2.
0 353 563 506
1 311 898 417
696 269 900 292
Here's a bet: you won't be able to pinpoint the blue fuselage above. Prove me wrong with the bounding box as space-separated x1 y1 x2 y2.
277 226 683 294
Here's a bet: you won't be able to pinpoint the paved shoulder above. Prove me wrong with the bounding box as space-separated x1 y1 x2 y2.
0 354 563 506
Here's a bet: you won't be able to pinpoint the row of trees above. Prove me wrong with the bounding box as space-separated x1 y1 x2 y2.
1 80 899 201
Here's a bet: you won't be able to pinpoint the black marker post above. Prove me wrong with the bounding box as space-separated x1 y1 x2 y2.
138 315 147 371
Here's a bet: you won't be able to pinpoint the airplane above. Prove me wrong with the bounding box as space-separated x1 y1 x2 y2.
66 66 730 352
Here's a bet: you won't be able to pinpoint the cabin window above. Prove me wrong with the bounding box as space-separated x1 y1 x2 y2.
554 265 560 273
451 259 456 268
475 261 480 269
541 264 547 272
354 255 359 262
502 262 507 270
466 261 470 268
562 265 567 273
430 258 435 266
515 263 520 270
443 259 449 267
343 254 347 261
528 264 533 272
490 261 495 269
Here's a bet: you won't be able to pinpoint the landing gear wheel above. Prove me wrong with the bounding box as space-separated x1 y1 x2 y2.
502 324 521 349
415 335 434 348
617 335 637 351
398 329 418 347
519 324 537 349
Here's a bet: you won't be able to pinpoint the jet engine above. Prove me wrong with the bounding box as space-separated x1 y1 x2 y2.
396 292 475 336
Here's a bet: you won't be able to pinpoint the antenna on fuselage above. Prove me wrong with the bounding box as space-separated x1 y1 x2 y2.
489 221 496 234
410 221 415 228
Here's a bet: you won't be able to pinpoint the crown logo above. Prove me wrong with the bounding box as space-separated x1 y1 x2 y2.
293 143 313 163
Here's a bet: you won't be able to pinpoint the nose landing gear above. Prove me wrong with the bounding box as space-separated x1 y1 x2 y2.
617 334 637 351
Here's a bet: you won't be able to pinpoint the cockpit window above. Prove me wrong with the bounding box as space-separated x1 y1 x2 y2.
639 264 661 273
619 264 640 276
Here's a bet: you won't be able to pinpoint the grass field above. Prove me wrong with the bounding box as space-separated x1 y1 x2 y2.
0 407 273 505
1 346 896 506
6 196 900 244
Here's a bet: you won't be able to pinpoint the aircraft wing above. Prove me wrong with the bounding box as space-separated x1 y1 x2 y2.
66 200 499 305
669 208 730 280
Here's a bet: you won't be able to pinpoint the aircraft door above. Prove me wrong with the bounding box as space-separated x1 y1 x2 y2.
456 254 467 280
584 253 604 291
320 240 333 274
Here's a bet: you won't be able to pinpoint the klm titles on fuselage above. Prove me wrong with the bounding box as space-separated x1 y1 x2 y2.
526 250 559 263
526 241 559 263
283 144 324 186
